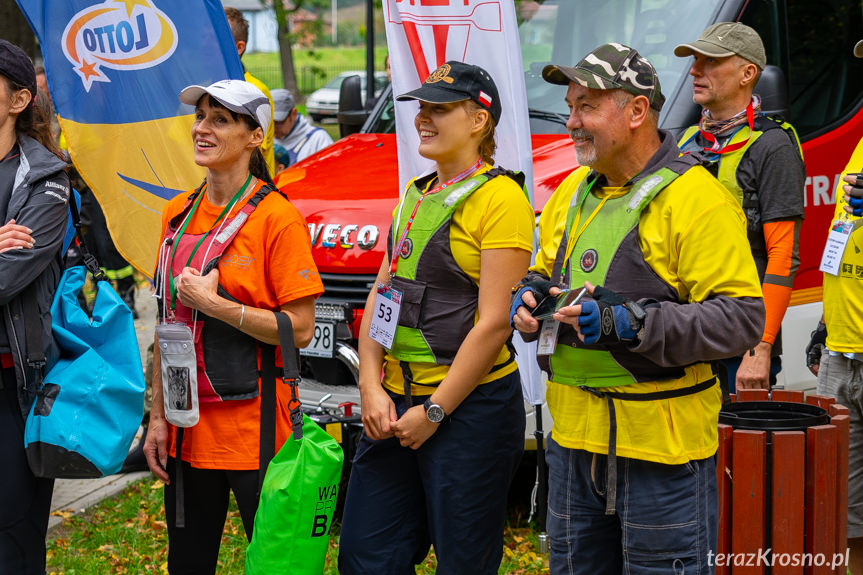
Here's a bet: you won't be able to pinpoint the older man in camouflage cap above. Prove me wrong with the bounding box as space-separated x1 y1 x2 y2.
511 43 764 574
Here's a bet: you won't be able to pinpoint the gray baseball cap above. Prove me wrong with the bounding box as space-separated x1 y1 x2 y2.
542 43 665 111
271 89 295 122
674 22 766 70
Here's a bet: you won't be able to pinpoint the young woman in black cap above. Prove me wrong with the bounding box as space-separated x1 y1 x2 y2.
0 40 71 574
339 61 534 574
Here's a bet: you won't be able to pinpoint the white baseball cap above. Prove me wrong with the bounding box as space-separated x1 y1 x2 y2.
180 79 271 134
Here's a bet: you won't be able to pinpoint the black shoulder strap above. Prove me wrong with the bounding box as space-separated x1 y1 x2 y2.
484 166 527 189
258 311 303 497
68 194 105 281
753 114 785 132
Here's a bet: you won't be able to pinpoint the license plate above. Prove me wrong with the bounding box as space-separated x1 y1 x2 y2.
301 321 335 358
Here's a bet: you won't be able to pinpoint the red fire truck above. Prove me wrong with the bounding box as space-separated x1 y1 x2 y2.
275 0 863 443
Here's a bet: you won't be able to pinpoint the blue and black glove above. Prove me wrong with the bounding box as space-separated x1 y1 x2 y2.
577 285 646 344
846 174 863 216
510 278 556 327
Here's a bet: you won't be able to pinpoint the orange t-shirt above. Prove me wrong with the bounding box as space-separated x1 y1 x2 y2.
158 180 323 470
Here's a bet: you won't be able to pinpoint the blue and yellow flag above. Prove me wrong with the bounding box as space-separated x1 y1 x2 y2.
17 0 244 276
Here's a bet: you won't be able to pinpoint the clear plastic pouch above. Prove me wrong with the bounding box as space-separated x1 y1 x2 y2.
156 323 199 428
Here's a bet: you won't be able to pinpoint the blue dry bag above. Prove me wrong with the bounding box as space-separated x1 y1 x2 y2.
23 265 145 478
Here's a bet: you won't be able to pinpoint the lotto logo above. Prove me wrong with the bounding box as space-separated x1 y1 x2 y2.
62 0 178 91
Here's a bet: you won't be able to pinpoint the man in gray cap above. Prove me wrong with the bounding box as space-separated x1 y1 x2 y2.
806 37 863 575
271 88 333 170
675 22 806 393
511 42 764 574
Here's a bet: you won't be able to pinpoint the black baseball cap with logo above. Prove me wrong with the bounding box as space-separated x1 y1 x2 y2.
396 61 502 125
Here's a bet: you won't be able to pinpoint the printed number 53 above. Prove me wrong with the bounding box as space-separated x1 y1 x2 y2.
377 303 392 322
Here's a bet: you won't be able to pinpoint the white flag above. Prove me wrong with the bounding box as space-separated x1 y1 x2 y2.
382 0 533 200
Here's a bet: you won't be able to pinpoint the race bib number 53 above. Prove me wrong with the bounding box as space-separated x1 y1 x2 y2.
369 282 402 348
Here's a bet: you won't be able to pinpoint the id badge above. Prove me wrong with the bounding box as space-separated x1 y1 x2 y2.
537 320 561 355
819 218 853 276
369 282 402 348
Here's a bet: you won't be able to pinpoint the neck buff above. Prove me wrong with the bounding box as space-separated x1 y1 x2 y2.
700 94 762 137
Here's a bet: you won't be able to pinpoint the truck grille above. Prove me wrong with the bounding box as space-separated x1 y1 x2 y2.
319 273 376 307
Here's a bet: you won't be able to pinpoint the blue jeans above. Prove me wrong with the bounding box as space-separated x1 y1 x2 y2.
338 370 525 575
546 437 717 575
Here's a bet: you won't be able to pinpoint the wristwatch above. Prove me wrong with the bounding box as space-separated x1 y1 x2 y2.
424 398 447 424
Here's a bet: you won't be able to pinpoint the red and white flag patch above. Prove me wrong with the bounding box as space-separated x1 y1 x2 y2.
478 90 492 107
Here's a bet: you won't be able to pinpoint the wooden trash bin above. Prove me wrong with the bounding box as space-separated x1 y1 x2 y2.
716 390 850 574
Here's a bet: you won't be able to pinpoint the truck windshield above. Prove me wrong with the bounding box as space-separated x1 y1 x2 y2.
522 0 722 133
365 0 723 135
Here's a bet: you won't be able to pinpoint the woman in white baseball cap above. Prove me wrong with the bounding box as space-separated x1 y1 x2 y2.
144 79 322 572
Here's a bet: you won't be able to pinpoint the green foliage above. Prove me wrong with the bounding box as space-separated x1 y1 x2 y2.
244 46 389 93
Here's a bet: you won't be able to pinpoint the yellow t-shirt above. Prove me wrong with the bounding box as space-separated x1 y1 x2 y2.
823 137 863 353
245 72 276 177
382 166 535 395
535 165 762 464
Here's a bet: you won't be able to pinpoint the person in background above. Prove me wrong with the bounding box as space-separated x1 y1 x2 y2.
143 79 321 573
675 22 805 392
511 43 764 574
271 89 333 168
805 36 863 575
224 7 276 177
0 39 71 574
339 62 533 574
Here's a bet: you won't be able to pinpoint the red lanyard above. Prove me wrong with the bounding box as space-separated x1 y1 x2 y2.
698 101 755 155
389 158 484 277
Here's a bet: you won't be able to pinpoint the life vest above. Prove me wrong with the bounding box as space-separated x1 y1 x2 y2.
679 116 803 209
156 179 278 403
387 168 527 365
542 156 702 387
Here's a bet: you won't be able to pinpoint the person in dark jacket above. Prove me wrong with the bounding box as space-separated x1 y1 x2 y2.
0 40 71 574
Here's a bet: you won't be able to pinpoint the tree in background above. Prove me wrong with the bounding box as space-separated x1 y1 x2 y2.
268 0 329 98
1 0 36 59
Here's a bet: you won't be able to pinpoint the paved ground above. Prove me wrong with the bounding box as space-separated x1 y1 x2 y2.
49 285 157 531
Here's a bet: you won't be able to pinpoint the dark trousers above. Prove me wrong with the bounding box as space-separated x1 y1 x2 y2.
0 368 54 575
164 458 259 575
338 370 525 575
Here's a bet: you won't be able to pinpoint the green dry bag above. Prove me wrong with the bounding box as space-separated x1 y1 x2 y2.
246 313 344 574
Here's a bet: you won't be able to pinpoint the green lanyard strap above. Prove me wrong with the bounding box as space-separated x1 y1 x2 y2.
168 173 254 311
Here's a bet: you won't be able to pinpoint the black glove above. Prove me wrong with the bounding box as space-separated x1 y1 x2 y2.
510 279 556 326
805 321 827 370
577 285 646 344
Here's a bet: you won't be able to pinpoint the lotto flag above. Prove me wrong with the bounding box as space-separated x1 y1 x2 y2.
16 0 244 276
382 0 533 200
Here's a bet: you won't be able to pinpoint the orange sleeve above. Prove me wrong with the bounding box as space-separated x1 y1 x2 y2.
761 220 799 345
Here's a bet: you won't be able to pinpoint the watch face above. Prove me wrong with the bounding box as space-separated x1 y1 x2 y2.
427 404 445 423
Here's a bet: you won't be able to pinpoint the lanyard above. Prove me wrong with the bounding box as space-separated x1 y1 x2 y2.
168 173 253 310
389 158 484 277
562 177 607 270
697 101 755 156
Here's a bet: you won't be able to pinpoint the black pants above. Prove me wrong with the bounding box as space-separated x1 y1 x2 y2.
164 458 259 575
0 368 54 575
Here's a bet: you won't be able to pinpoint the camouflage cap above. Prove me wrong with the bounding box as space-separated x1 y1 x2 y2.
542 43 665 111
855 39 863 58
674 22 766 70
